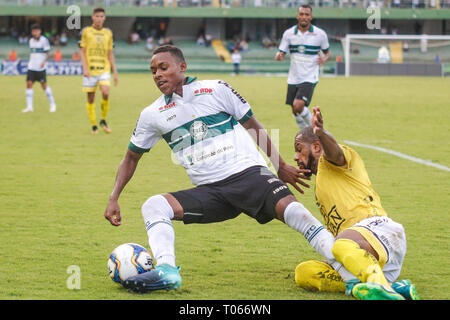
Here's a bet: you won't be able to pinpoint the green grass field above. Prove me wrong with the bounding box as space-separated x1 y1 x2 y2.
0 73 449 300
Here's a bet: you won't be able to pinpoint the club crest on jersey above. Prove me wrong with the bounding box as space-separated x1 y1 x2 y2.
190 121 208 141
158 102 176 112
299 45 306 53
194 88 213 96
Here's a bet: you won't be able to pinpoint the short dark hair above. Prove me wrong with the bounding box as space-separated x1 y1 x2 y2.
93 7 105 14
30 24 41 31
153 45 185 63
299 4 313 12
295 126 319 145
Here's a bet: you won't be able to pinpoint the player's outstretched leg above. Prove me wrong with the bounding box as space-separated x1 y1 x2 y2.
123 264 181 293
332 238 404 300
123 194 181 293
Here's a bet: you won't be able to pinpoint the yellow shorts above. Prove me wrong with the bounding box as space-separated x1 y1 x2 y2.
82 73 110 93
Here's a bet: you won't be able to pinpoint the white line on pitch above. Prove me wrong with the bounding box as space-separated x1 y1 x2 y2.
343 140 450 172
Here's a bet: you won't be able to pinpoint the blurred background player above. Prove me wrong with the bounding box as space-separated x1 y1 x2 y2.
79 7 118 134
22 24 56 113
275 5 330 130
293 106 419 300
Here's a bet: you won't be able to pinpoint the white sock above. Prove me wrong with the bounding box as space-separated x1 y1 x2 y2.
141 195 176 267
26 88 33 109
294 107 311 129
300 107 311 126
45 86 56 107
283 202 356 281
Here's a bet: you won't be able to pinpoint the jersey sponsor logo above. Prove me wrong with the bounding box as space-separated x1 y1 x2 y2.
194 88 213 96
319 204 345 237
272 185 288 195
267 177 280 184
218 81 247 104
158 101 176 112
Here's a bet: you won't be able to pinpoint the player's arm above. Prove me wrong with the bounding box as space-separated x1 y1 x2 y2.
275 50 285 61
275 30 289 61
241 116 310 194
40 51 50 69
317 50 330 66
311 106 345 166
79 29 89 77
318 32 331 66
40 39 51 68
79 46 89 77
108 49 118 86
104 149 143 226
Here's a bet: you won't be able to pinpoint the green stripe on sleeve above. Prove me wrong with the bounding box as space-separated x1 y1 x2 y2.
238 109 254 125
128 141 150 154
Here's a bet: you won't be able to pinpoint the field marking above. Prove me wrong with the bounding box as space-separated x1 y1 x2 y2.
343 140 450 172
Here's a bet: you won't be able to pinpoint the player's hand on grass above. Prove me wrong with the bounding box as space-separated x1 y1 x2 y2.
278 162 310 194
105 199 122 226
312 106 324 137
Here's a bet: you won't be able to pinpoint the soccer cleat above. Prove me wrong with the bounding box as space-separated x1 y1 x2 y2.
122 264 182 293
352 282 405 300
22 107 34 113
99 119 112 133
92 125 99 134
392 279 420 300
345 279 361 296
50 104 56 113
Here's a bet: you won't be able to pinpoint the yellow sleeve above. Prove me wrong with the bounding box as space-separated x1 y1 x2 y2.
322 145 354 171
108 30 114 51
79 28 87 48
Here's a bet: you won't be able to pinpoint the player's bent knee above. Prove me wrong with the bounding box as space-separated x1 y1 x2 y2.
141 195 174 221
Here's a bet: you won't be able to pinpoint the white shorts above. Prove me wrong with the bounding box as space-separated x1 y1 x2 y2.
82 72 110 92
350 216 407 283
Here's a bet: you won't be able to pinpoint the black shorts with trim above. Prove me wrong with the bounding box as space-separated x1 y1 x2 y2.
170 166 293 225
26 70 47 83
285 82 317 107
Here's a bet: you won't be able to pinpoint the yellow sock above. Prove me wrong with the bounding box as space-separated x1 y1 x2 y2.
101 98 109 120
332 238 390 288
86 102 96 126
295 260 346 292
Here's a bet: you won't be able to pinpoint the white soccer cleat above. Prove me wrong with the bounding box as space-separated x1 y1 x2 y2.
50 104 56 113
22 107 34 113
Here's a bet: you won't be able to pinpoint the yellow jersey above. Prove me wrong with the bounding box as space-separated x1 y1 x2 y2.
314 145 387 237
79 26 114 76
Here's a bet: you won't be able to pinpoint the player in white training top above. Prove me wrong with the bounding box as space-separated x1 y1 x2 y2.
275 5 330 129
22 24 57 113
103 45 352 293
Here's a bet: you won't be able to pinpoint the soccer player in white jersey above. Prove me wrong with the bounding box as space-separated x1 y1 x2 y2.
22 24 56 113
275 5 330 129
103 45 353 293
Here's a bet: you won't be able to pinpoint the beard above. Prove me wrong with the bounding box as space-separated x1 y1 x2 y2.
299 152 316 177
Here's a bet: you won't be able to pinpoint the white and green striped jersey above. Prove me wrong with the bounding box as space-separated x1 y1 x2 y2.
129 77 267 186
28 36 51 71
278 24 329 84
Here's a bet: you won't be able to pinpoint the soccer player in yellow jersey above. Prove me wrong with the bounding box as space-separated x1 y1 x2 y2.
79 7 118 134
293 106 419 300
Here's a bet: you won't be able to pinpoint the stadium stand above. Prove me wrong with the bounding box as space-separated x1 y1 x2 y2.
1 0 449 75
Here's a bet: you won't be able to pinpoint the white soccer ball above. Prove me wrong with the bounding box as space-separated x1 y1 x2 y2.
107 243 154 283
